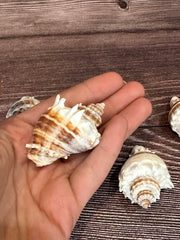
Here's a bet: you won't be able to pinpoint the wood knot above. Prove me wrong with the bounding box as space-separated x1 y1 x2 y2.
117 0 129 10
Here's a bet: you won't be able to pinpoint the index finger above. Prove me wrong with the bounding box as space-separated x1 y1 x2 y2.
18 72 124 126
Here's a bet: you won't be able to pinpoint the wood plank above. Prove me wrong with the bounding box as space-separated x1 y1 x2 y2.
0 31 179 126
71 127 180 239
0 1 179 239
0 0 179 38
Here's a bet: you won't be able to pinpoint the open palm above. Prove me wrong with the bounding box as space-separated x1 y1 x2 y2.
0 73 152 240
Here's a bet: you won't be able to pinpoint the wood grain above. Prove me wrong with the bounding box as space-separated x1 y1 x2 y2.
0 31 179 126
0 0 179 239
0 0 179 38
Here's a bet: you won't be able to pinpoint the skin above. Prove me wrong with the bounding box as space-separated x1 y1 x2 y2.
0 72 152 239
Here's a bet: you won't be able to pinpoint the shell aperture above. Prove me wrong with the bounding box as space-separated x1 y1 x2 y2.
26 94 105 167
119 145 174 209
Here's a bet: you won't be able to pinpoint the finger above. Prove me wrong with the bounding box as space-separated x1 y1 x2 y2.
70 115 127 208
102 81 145 124
18 72 123 125
69 97 152 208
121 97 152 139
101 97 152 138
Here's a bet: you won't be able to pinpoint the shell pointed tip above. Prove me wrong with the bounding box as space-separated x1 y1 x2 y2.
142 203 150 209
131 145 146 156
141 199 151 209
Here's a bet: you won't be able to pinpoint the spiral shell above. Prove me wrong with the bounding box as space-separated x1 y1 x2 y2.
6 96 40 118
168 96 180 137
26 94 105 167
119 146 174 209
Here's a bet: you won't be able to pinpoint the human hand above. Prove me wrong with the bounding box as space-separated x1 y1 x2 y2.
0 72 152 240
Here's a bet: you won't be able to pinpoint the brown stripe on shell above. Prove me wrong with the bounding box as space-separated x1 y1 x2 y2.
137 190 155 209
78 103 104 127
32 133 46 145
36 115 58 130
137 190 155 200
91 103 104 115
137 190 154 209
78 105 86 111
56 127 74 144
84 106 102 126
28 147 41 158
27 148 56 165
47 109 64 123
66 122 80 135
39 110 80 136
28 145 59 158
32 111 80 153
33 124 75 148
130 177 160 192
33 131 64 154
36 114 71 136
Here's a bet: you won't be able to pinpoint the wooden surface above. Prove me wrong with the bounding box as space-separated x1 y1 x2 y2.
0 0 180 239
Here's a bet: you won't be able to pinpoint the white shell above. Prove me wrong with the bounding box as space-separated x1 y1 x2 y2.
119 145 174 209
6 96 40 118
168 96 180 137
26 94 105 167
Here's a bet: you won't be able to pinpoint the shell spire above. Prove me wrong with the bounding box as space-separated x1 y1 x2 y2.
26 94 105 167
78 102 105 127
119 145 174 209
168 96 180 137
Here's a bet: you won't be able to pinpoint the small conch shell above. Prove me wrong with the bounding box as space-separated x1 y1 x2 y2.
168 96 180 137
26 94 105 167
6 96 40 118
119 145 174 209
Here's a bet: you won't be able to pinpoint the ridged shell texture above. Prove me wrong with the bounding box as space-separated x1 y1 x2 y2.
119 146 174 209
26 94 105 167
6 96 40 118
168 96 180 137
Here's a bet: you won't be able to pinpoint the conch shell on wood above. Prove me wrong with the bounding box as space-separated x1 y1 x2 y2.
119 146 174 209
26 94 105 167
6 96 40 118
168 96 180 137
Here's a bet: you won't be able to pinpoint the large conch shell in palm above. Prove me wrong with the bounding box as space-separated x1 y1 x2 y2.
26 94 105 167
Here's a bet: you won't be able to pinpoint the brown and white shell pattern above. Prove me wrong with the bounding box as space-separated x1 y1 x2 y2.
119 145 174 209
168 96 180 137
26 94 105 167
6 96 40 118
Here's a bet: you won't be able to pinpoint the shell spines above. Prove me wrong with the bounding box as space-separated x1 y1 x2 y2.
26 94 104 166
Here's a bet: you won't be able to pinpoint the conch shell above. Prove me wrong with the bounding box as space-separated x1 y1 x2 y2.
168 96 180 137
26 94 105 167
119 145 174 209
6 96 40 118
